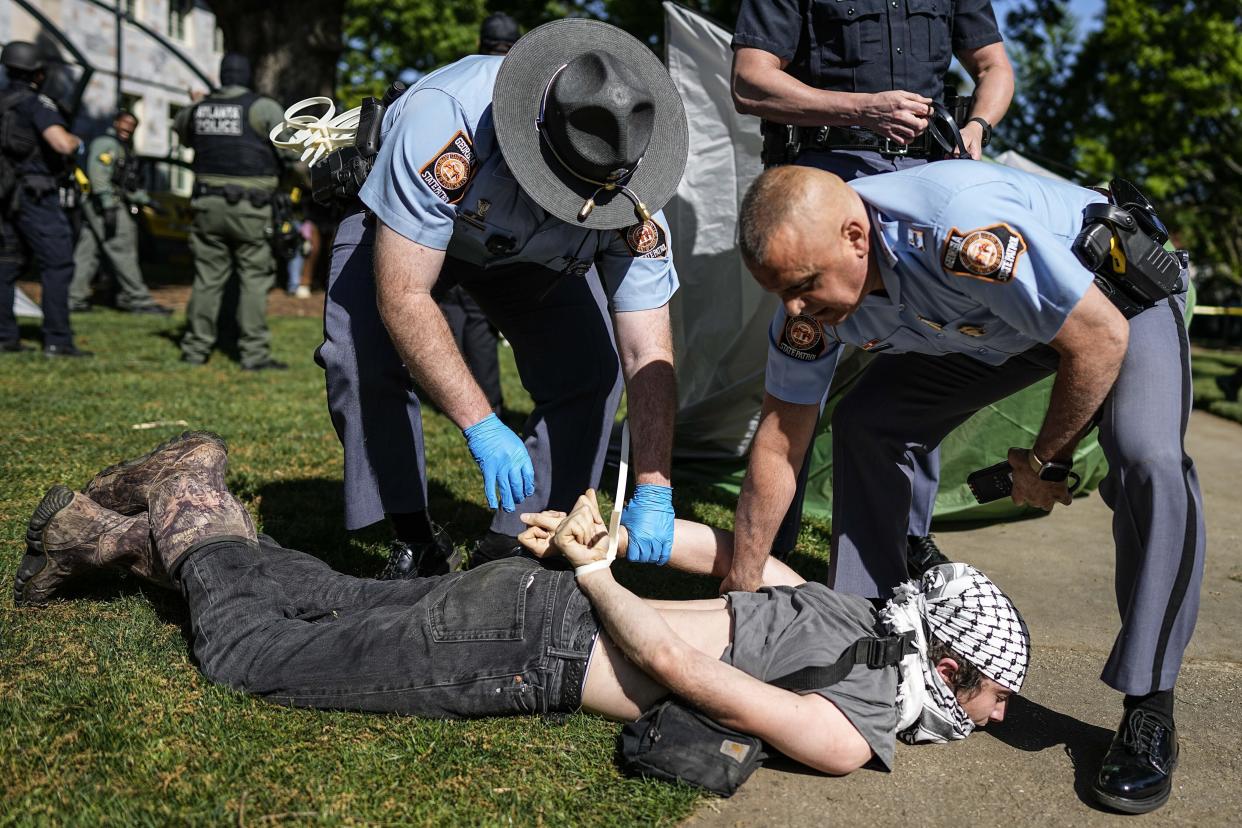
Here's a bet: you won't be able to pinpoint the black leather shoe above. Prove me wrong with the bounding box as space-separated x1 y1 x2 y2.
467 531 530 569
907 534 950 579
43 344 94 358
1 340 32 353
241 358 289 372
1092 708 1178 814
126 304 173 316
378 529 461 580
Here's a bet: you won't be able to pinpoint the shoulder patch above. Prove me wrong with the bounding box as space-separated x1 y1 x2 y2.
419 131 475 205
37 94 58 111
619 219 668 259
942 223 1027 283
777 314 828 361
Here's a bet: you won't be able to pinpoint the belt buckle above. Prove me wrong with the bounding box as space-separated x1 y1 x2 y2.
881 138 909 157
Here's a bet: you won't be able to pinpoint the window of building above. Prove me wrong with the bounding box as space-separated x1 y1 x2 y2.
124 0 141 20
213 25 225 54
119 93 144 150
168 2 191 42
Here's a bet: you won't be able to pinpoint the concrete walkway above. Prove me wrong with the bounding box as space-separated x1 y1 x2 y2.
688 411 1242 826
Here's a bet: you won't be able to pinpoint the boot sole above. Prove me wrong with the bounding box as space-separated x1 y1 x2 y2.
1092 783 1171 815
14 485 76 606
89 430 227 489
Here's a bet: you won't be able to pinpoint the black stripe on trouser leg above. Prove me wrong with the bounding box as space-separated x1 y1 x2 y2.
1150 295 1200 689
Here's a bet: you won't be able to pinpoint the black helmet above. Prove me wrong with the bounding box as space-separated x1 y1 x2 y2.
1 41 44 73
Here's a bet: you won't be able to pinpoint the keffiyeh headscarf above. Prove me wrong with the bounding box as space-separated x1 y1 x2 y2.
880 563 1030 745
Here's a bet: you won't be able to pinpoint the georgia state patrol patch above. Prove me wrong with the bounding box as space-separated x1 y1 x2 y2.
620 219 668 259
778 314 827 361
420 131 475 204
942 223 1027 283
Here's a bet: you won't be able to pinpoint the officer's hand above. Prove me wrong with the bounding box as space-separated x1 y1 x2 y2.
858 91 933 144
103 207 118 239
463 413 536 512
619 484 674 565
719 567 763 596
1007 447 1072 512
129 190 152 208
960 121 985 160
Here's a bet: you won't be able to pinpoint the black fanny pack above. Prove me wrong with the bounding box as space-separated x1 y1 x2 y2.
1072 178 1185 318
618 631 915 796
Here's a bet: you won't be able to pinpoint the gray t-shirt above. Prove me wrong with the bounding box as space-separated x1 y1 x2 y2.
724 583 899 770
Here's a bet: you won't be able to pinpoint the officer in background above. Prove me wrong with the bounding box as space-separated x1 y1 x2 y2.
430 11 525 416
68 110 171 315
316 19 687 578
729 0 1014 584
174 53 287 370
0 41 89 357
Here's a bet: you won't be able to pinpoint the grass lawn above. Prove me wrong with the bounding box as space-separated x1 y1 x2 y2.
0 308 835 826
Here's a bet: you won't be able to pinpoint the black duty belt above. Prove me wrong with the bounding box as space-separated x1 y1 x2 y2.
795 124 934 158
193 182 274 207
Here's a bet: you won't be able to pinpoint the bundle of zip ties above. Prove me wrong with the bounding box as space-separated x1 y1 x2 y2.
268 96 360 168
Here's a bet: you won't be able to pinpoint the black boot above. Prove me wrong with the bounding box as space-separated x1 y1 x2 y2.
906 534 950 579
468 530 529 569
377 527 462 580
1092 707 1178 814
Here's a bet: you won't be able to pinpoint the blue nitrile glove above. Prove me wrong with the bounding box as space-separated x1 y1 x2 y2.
620 484 674 565
463 413 535 512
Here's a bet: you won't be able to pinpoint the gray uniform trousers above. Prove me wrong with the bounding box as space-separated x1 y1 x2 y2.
827 292 1205 695
773 149 942 554
318 208 622 535
70 200 157 310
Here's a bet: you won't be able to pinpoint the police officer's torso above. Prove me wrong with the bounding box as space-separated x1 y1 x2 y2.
1 82 67 178
186 86 280 188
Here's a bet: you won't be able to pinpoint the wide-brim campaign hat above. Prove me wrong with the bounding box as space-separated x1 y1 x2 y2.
492 18 689 231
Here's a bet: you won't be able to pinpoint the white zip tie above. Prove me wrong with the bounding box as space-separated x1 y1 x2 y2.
268 96 361 168
579 420 629 578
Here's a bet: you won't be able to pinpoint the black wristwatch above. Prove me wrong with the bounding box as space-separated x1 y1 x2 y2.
967 116 992 147
1028 450 1073 483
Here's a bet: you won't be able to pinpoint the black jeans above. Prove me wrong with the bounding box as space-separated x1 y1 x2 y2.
180 537 598 717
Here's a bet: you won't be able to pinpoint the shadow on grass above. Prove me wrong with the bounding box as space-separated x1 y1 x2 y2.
44 569 190 630
989 694 1117 811
251 477 495 577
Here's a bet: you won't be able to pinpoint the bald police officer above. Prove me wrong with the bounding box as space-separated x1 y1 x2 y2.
730 161 1201 814
730 0 1015 576
174 53 287 370
318 20 687 577
0 41 88 357
69 110 170 315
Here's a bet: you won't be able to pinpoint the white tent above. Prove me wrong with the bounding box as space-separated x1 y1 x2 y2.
664 1 774 459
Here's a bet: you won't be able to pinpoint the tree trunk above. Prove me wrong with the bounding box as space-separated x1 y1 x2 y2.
209 0 345 106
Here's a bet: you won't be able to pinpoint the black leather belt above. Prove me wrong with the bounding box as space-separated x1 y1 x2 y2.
796 124 933 158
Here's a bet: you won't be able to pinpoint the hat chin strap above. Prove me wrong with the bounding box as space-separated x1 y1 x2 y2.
535 65 652 225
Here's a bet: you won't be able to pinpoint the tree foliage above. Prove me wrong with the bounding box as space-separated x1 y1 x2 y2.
212 0 346 104
1003 0 1242 278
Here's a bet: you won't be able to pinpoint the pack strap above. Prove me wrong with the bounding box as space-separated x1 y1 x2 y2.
770 630 917 693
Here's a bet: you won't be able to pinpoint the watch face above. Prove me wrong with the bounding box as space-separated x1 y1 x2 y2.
1039 463 1072 483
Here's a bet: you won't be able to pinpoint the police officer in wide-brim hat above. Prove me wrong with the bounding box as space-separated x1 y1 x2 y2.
318 19 689 579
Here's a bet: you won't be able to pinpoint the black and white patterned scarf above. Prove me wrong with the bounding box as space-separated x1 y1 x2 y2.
881 563 1030 745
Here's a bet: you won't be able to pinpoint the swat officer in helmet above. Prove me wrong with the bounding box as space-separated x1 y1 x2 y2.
69 109 171 315
729 0 1015 584
0 41 89 357
174 53 287 370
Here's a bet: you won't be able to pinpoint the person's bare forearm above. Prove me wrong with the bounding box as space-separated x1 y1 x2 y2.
614 306 676 487
961 43 1014 127
374 224 493 429
726 396 819 591
1034 351 1123 461
732 61 865 126
578 569 704 679
662 520 804 586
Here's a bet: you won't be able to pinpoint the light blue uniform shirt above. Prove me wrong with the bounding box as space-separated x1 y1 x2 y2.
766 161 1106 405
359 55 679 313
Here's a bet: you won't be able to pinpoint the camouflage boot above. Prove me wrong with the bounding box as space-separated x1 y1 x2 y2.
14 486 166 607
84 431 228 515
147 473 257 579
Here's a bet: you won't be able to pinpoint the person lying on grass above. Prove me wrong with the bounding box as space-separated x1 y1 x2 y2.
14 432 1030 775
